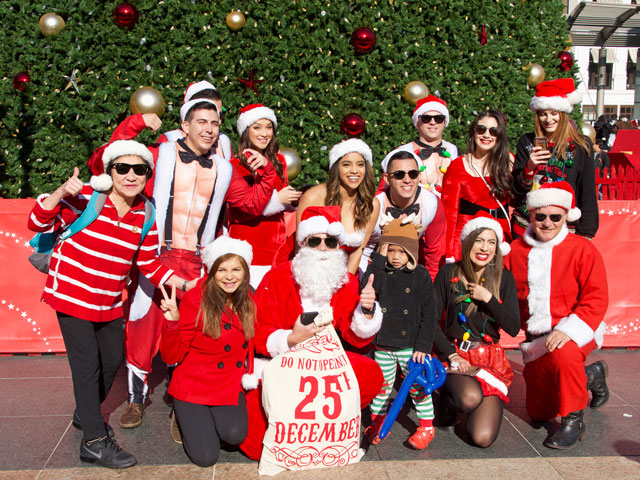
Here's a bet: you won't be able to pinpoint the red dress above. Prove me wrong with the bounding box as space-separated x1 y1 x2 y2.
225 155 291 266
441 156 510 260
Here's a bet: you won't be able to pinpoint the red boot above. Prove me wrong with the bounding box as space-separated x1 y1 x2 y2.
408 426 434 450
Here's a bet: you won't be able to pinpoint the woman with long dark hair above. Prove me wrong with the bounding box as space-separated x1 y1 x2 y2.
441 110 513 261
511 78 597 238
432 214 520 447
225 104 301 288
296 138 380 274
160 236 258 467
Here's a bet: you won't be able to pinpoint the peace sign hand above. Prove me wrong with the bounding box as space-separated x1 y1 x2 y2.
160 284 179 322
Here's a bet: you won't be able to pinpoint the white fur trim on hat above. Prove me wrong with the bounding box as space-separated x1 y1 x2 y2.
103 140 154 169
529 93 581 114
328 139 373 169
296 216 346 246
201 236 253 272
184 81 217 103
526 188 581 221
380 146 421 172
460 217 510 256
180 99 219 122
236 106 277 136
412 101 450 128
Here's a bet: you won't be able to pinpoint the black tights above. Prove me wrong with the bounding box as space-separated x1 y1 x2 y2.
442 374 504 448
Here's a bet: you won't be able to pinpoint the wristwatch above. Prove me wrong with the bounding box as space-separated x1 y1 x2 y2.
182 280 188 292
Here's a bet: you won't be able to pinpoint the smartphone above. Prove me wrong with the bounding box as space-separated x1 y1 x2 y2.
533 137 548 150
300 311 318 326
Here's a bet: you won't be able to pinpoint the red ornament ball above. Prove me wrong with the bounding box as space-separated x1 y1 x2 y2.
340 113 366 137
350 27 376 54
113 2 139 29
13 72 30 91
558 51 574 72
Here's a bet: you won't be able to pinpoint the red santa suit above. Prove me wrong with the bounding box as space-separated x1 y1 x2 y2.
238 260 384 460
504 224 608 421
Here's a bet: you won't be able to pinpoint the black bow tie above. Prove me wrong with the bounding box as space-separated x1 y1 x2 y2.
386 203 420 218
179 149 213 169
418 144 445 160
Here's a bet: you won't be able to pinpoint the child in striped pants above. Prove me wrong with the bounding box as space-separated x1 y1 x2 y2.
361 218 437 449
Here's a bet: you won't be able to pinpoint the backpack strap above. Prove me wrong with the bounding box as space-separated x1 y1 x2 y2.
59 191 107 241
140 198 156 243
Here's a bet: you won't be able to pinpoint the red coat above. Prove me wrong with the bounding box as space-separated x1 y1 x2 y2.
225 155 290 266
161 277 252 406
253 262 375 358
441 156 510 260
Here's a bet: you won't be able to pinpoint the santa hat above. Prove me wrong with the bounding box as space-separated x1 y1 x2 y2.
296 205 346 246
530 78 581 114
90 140 154 192
460 211 511 256
380 146 421 172
180 98 219 122
236 103 277 136
526 181 581 222
201 236 253 272
328 138 373 169
412 94 450 127
380 218 420 270
183 80 217 103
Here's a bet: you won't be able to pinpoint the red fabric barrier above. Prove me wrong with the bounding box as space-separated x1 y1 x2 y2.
1 199 639 352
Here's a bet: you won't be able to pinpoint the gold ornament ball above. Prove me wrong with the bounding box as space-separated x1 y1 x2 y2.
129 87 166 117
281 147 302 181
582 122 596 143
39 13 65 37
226 11 246 32
527 63 546 88
403 81 429 106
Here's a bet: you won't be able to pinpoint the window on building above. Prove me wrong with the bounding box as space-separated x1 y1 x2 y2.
628 56 636 90
620 105 634 120
588 58 613 89
582 105 596 122
604 105 618 119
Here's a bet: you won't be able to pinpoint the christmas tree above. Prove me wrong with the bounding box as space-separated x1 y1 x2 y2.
0 0 574 198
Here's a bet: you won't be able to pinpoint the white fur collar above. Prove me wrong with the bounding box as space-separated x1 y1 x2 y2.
523 223 569 249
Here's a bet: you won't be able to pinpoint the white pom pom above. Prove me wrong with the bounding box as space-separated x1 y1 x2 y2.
242 373 259 391
90 174 112 191
567 207 582 222
500 242 511 256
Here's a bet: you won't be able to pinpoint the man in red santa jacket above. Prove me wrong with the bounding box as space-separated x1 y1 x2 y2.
504 181 609 450
239 205 384 460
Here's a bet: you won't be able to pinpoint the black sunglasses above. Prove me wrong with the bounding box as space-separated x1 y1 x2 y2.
306 235 339 249
219 107 227 120
474 125 499 137
389 169 420 180
110 163 150 176
419 114 446 125
534 213 563 223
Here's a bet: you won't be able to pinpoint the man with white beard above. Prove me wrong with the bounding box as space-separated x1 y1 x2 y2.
238 205 384 460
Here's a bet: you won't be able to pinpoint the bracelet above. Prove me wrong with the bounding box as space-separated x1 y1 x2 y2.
182 280 187 292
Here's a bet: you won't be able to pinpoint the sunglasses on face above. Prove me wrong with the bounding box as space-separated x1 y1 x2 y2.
419 114 446 125
534 213 564 223
389 169 420 180
219 107 227 121
474 125 499 137
306 235 339 249
110 163 150 176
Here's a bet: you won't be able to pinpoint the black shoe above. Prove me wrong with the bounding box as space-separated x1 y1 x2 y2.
80 435 137 469
72 412 115 438
585 360 609 408
543 410 585 449
436 397 456 432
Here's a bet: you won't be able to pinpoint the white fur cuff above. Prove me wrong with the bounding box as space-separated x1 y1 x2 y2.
262 190 285 216
520 335 549 364
554 313 595 348
350 302 383 339
266 329 292 358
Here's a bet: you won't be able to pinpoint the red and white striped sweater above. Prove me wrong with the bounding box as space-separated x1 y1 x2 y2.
28 185 174 322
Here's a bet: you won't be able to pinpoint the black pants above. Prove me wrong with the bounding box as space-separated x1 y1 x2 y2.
57 313 124 441
173 392 248 467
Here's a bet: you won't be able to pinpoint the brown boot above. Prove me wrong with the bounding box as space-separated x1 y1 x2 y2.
170 409 182 444
119 403 145 429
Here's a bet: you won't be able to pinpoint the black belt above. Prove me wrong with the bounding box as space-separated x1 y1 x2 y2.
458 198 508 219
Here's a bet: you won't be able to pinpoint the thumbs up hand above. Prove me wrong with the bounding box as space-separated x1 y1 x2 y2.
63 167 84 197
360 274 376 312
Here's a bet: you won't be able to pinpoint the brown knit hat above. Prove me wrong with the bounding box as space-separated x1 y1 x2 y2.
379 218 419 270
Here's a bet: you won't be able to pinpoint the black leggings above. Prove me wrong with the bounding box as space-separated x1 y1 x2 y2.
442 374 504 448
173 392 248 467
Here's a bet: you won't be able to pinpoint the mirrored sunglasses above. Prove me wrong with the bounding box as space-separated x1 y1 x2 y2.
474 125 499 137
306 235 339 249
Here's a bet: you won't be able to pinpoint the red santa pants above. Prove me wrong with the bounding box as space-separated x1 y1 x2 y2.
238 351 383 460
522 339 596 421
125 248 202 374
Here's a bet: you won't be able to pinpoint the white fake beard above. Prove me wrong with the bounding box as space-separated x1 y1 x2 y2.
291 247 349 306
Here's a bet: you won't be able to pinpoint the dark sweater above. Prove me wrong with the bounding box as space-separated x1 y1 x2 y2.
361 253 437 353
511 132 599 238
432 263 520 359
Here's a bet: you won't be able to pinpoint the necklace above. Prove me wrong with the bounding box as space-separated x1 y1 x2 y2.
450 275 494 343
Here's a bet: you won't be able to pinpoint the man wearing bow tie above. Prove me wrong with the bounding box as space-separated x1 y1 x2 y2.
118 99 233 429
360 148 445 280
